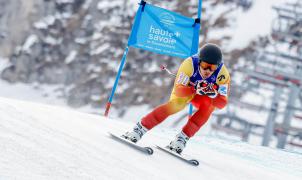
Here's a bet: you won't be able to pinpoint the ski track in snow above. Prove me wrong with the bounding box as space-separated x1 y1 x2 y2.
0 97 301 180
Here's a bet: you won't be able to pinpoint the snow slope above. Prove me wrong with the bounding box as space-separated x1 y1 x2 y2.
0 96 301 180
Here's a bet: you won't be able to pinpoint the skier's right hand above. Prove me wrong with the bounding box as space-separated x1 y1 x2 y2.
195 80 209 95
195 80 219 97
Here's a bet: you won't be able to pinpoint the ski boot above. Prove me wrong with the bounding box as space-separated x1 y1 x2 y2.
168 131 189 154
123 122 148 143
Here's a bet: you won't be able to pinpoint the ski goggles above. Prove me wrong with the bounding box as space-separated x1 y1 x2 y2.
200 61 218 71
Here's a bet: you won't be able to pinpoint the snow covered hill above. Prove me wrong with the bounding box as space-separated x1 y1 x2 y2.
0 97 301 180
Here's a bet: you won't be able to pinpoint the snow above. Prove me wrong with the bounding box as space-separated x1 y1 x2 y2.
75 37 88 44
34 15 56 29
0 80 67 107
90 94 101 101
87 64 102 73
91 32 102 40
44 36 62 45
83 0 93 10
206 0 299 50
153 78 163 86
0 96 301 180
0 57 10 73
90 43 110 55
97 1 122 11
65 50 77 64
22 34 38 53
56 0 74 3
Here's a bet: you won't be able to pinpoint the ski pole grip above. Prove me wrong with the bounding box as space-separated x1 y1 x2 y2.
160 64 167 70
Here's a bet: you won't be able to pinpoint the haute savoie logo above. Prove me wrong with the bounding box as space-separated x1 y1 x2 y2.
147 12 181 48
160 13 175 27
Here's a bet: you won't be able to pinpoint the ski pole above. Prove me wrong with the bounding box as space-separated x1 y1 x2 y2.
160 64 196 86
160 64 176 77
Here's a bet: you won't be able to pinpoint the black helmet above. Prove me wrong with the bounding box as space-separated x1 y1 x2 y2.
198 43 222 65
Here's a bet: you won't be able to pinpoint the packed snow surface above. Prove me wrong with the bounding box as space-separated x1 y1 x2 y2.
0 97 301 180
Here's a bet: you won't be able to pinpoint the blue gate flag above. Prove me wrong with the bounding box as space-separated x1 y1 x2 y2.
128 2 200 58
104 0 203 117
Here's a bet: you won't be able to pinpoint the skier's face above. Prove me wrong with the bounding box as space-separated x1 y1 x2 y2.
199 61 217 78
200 68 214 78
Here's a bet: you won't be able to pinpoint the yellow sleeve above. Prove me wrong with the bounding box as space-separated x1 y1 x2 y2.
174 57 194 86
170 58 195 100
215 64 231 97
216 65 230 85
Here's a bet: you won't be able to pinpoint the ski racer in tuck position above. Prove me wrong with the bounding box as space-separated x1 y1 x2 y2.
124 43 231 154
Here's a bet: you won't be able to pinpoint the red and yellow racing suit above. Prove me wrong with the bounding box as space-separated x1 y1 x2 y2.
140 56 231 137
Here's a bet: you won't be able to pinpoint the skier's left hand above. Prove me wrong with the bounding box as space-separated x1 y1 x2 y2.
207 84 219 98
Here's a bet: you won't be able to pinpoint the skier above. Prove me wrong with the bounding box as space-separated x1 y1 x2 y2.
124 43 231 154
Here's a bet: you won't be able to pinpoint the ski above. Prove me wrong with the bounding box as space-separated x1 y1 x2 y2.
156 145 199 166
109 132 154 155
